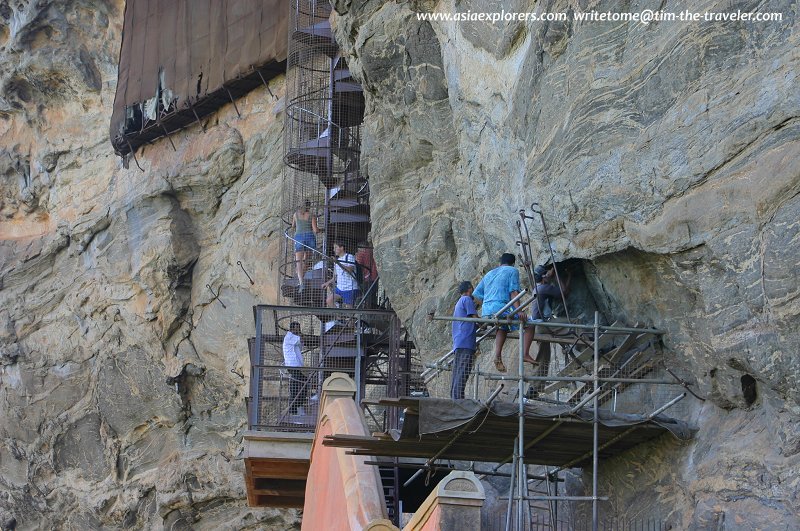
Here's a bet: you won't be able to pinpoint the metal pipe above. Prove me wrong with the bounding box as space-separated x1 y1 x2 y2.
531 202 571 323
484 374 679 385
592 311 600 531
517 209 550 325
550 468 559 529
490 421 562 475
250 308 264 428
522 495 609 502
648 393 687 418
253 363 356 372
432 315 664 334
255 303 400 317
553 393 687 473
494 289 528 317
355 312 362 404
524 465 534 531
505 436 518 531
365 461 563 482
517 325 525 531
486 385 679 477
570 387 602 413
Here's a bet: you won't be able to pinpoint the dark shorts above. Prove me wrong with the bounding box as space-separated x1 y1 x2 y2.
335 288 360 306
294 232 316 252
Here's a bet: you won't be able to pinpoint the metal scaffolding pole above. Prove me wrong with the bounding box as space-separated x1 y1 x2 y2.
251 308 264 427
592 311 600 531
423 305 693 529
517 325 525 530
505 436 518 531
355 310 363 404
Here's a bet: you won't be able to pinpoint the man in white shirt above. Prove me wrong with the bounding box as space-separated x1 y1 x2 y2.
282 322 306 414
323 241 360 308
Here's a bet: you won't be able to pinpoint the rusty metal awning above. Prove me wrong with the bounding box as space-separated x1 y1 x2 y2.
323 398 693 468
110 0 288 157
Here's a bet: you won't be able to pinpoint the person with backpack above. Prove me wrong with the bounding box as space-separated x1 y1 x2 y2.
323 241 360 308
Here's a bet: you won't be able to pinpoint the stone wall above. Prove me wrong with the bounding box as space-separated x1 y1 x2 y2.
0 1 297 528
332 0 800 527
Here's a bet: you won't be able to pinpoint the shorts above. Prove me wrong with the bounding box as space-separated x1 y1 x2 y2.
335 287 360 306
495 308 520 331
294 232 316 252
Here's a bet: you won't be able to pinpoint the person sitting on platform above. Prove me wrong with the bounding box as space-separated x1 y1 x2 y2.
524 263 571 396
291 200 319 291
451 281 479 399
282 322 307 416
473 252 528 373
323 241 360 308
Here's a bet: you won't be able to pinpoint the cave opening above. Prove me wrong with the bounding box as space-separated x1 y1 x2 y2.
741 374 757 406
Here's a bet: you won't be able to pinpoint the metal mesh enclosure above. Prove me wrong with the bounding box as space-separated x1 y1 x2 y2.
247 305 423 433
280 0 373 309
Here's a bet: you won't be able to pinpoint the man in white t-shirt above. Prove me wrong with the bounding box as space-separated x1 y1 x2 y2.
282 322 306 414
323 241 360 308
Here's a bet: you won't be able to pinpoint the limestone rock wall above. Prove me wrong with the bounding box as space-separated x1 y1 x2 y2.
332 0 800 527
0 1 297 528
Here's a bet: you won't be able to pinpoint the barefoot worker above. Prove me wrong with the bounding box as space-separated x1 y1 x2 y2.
473 253 528 372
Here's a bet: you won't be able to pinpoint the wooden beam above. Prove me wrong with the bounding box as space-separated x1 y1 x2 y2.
254 494 306 508
252 487 307 497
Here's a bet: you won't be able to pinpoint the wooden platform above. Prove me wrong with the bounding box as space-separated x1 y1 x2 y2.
243 431 313 507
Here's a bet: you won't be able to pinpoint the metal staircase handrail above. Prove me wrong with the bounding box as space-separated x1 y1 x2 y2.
421 292 535 382
284 106 361 145
282 228 361 284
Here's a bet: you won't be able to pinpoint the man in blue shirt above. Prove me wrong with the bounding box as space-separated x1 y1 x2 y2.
473 253 529 372
451 281 478 399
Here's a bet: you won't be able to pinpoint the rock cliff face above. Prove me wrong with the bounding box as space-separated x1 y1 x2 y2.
331 0 800 527
0 1 297 528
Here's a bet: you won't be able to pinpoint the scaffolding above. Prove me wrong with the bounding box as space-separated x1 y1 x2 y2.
251 0 698 524
324 206 697 530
